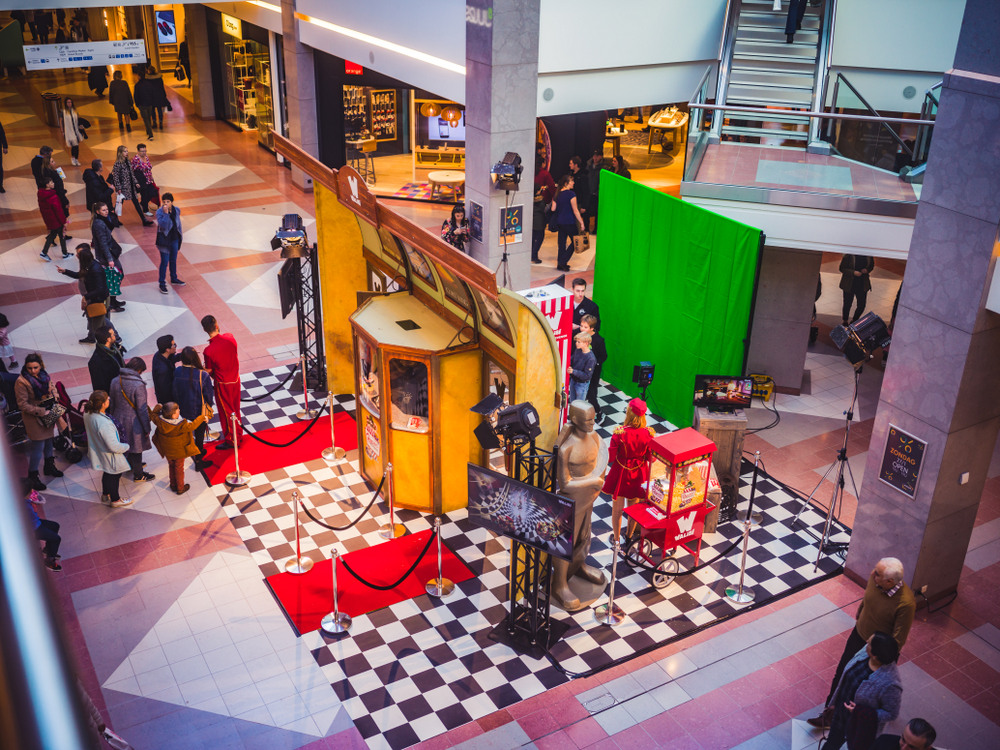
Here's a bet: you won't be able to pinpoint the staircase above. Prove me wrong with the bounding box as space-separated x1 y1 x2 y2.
720 0 824 146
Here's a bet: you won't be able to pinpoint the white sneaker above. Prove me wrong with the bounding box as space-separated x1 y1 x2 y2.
110 497 133 508
71 158 80 166
144 211 154 217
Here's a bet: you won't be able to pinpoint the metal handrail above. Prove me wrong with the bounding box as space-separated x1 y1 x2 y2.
686 100 935 126
828 72 913 156
709 0 742 139
807 0 838 148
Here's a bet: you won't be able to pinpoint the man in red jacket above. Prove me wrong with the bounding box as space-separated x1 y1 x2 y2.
201 315 242 448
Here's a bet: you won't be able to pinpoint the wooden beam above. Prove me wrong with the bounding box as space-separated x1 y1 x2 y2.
271 134 339 195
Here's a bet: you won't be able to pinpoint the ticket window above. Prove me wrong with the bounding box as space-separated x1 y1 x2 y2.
356 334 385 484
386 354 432 509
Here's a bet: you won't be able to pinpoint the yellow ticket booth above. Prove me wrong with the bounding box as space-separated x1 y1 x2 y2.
271 135 567 516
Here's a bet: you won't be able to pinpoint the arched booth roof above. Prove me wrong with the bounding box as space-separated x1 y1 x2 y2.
273 135 565 462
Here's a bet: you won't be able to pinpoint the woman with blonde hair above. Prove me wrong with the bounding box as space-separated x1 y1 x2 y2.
602 398 655 540
109 145 152 226
61 97 85 166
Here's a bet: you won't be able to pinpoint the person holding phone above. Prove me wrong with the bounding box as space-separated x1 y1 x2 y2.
440 204 470 252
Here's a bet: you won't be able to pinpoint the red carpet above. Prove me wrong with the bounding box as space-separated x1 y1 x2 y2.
203 413 357 486
265 529 475 634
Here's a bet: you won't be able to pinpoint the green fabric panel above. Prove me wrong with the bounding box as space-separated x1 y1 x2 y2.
593 171 761 428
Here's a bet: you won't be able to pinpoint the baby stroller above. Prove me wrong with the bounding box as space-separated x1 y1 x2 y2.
1 370 29 449
53 381 86 461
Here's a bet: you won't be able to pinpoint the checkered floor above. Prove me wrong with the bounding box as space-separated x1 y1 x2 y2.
208 367 848 750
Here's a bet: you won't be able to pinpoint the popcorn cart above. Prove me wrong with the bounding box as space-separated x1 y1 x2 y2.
624 428 717 588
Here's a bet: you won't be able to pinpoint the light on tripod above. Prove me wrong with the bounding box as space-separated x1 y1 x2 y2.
831 313 891 368
271 213 309 259
470 395 540 450
490 152 522 190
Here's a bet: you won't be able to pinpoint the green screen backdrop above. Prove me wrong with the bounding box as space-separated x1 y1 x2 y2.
593 171 762 428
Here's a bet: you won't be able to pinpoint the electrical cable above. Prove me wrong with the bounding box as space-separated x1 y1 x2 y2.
339 528 438 590
298 472 387 532
240 364 299 402
241 402 328 448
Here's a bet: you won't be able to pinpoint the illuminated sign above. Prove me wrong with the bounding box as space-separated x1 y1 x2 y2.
221 13 242 38
24 40 148 71
345 60 363 75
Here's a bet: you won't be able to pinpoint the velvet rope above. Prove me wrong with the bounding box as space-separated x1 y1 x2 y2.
339 528 437 591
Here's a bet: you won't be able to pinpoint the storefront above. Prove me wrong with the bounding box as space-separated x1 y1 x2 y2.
205 8 283 150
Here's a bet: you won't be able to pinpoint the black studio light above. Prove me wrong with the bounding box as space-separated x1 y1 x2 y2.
831 312 892 368
271 213 309 258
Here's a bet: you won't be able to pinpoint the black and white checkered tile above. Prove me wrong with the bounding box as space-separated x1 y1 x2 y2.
209 367 847 750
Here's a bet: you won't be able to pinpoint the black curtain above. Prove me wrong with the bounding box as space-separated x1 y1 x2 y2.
541 111 608 180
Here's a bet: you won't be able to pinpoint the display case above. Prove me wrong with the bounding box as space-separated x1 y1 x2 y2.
223 40 268 131
343 86 398 143
648 428 716 515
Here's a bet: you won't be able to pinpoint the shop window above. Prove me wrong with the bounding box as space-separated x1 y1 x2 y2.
472 289 512 342
358 338 380 416
434 261 472 312
399 240 437 289
389 358 429 433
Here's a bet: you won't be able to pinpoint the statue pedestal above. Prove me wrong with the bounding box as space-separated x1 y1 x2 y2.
551 571 607 613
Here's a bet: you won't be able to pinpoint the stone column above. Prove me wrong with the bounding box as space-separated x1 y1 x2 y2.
281 0 317 191
464 0 540 291
848 0 1000 601
185 4 215 120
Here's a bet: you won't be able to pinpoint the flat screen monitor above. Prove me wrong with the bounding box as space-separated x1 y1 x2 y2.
426 114 466 142
155 10 177 44
277 259 300 320
467 463 575 561
693 374 753 410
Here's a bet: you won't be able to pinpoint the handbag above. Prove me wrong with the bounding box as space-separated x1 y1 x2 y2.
166 101 173 112
104 266 123 296
114 193 124 217
200 375 214 420
174 65 186 82
86 301 107 318
129 108 138 121
573 233 591 254
39 402 67 429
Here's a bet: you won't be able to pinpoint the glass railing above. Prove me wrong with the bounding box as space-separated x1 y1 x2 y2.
913 82 941 166
684 66 715 183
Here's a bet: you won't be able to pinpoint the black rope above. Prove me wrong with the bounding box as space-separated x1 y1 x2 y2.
340 529 438 591
241 364 299 402
299 473 386 532
619 535 743 576
242 402 328 448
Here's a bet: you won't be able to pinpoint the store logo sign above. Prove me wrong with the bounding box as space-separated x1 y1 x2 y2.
675 512 696 537
348 175 360 206
466 6 492 28
221 13 242 38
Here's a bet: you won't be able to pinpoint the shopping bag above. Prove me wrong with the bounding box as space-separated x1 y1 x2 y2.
573 233 590 254
114 194 124 217
104 266 123 296
103 727 135 750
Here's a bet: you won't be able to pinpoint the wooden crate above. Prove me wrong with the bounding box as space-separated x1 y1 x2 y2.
693 407 747 488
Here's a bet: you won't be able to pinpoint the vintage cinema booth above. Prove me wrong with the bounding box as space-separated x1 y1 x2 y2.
273 135 564 515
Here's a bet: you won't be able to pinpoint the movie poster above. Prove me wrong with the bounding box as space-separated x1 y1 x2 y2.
467 463 575 561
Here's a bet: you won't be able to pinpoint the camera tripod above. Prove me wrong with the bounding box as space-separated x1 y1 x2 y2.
791 367 861 569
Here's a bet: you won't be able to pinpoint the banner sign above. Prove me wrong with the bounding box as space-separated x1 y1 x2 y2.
878 424 926 498
499 205 523 244
469 201 483 242
24 40 147 71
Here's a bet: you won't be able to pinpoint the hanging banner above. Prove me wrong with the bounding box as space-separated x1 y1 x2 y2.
878 424 926 498
24 39 148 71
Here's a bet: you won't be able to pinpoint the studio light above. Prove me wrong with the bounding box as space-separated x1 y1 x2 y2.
491 152 522 190
470 396 540 450
632 362 655 389
271 213 308 259
831 312 891 368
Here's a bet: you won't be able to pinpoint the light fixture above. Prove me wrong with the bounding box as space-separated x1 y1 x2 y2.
271 213 309 259
440 105 461 123
420 101 440 118
831 313 891 368
490 152 522 190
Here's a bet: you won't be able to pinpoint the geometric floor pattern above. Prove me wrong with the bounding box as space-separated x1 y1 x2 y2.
208 366 848 750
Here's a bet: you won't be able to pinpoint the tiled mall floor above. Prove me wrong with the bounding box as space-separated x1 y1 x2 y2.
2 66 999 750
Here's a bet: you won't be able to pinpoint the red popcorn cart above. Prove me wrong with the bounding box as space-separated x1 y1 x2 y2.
623 428 717 588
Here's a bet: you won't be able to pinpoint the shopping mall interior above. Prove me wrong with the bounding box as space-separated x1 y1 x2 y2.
1 2 999 750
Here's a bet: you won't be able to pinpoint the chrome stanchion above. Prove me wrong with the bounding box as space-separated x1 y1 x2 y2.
296 355 317 421
726 452 760 604
738 451 763 527
321 549 352 634
379 463 405 539
322 392 346 462
425 517 454 598
224 414 250 487
284 490 314 574
594 510 625 626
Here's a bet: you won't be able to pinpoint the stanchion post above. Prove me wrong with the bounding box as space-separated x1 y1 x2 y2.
322 392 346 462
284 490 314 574
321 549 352 634
296 355 318 421
379 463 405 539
726 452 759 604
738 451 763 527
224 413 250 487
594 500 626 625
425 517 455 598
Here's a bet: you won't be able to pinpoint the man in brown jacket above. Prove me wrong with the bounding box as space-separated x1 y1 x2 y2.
149 401 206 495
809 556 916 728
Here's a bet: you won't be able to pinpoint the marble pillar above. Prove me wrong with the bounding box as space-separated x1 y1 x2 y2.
281 0 318 191
848 0 1000 601
185 5 215 121
465 0 540 291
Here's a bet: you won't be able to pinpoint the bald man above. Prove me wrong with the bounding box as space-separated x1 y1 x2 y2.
809 557 916 728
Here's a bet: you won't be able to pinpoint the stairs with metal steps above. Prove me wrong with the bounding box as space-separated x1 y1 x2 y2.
721 0 824 146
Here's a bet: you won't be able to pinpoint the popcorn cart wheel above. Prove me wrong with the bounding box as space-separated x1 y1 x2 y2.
623 500 715 590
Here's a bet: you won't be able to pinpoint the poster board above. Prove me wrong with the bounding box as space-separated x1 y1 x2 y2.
878 424 926 498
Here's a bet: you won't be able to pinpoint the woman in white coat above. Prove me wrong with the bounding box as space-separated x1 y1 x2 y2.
82 390 133 508
61 97 85 166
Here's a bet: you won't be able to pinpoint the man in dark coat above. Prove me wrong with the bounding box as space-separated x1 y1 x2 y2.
30 145 54 188
83 159 114 212
89 327 125 393
108 71 134 132
839 253 875 325
571 278 600 333
132 69 155 140
152 334 181 404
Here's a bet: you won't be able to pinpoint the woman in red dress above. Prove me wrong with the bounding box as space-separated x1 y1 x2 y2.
602 398 655 540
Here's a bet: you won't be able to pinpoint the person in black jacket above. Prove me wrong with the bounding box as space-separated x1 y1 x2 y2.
580 314 608 424
146 67 170 129
87 327 125 394
571 278 600 333
83 159 113 212
108 71 134 132
132 69 155 140
57 245 114 343
90 203 126 312
30 145 53 188
151 334 181 404
87 65 108 98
